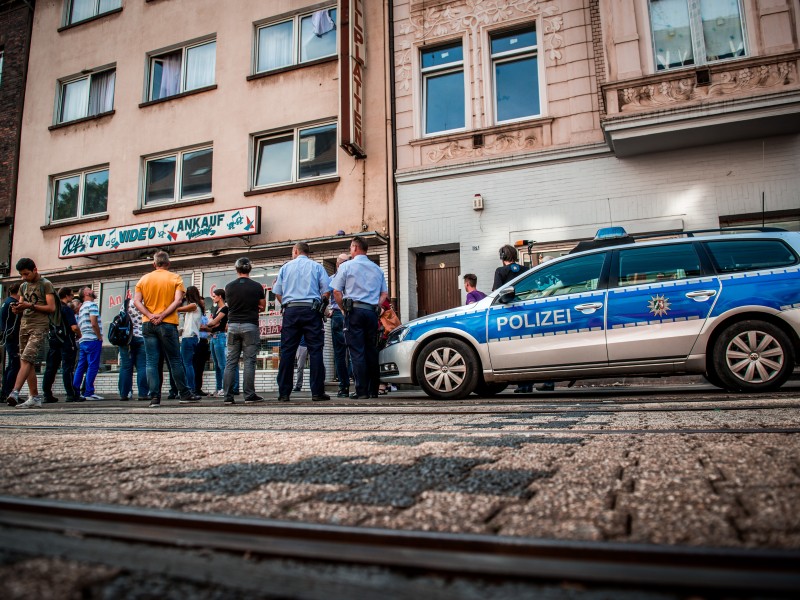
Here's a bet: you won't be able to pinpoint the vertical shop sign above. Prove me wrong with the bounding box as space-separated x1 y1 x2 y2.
339 0 366 157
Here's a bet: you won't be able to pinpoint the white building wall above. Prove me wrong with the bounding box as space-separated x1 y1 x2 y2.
397 134 800 322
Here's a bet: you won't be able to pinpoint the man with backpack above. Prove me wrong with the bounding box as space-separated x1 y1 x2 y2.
116 294 149 401
0 282 21 404
42 287 82 403
72 286 104 401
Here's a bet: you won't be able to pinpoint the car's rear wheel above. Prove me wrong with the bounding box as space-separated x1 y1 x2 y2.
415 337 479 400
711 320 794 393
474 381 509 397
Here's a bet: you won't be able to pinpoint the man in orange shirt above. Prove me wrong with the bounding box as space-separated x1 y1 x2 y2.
134 251 200 408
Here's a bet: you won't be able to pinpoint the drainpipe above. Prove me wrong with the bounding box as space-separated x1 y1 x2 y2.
385 0 400 314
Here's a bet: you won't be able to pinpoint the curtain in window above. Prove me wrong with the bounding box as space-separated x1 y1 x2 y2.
88 70 115 116
650 0 694 70
99 0 122 13
185 42 216 91
258 21 293 71
70 0 95 24
61 78 90 123
311 9 335 36
700 0 744 61
158 52 182 99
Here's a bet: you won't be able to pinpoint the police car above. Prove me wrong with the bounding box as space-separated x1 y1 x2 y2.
380 228 800 399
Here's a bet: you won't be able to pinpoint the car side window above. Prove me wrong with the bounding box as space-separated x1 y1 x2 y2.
617 244 703 287
512 253 606 301
703 239 798 274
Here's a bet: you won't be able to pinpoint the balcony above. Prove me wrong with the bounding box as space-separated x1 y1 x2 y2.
601 52 800 157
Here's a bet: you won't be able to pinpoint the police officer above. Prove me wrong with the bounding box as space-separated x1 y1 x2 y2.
272 242 330 402
331 236 388 399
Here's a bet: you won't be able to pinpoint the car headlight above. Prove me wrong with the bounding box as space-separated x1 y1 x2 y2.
385 325 410 346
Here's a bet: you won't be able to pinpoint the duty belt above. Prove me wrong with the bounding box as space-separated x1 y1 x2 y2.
352 301 378 311
283 301 314 309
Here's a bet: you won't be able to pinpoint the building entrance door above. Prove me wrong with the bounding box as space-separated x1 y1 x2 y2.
416 251 460 317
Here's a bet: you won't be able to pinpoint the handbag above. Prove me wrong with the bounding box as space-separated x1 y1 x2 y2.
379 306 401 334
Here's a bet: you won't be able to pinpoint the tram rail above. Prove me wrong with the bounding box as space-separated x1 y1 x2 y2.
1 496 798 594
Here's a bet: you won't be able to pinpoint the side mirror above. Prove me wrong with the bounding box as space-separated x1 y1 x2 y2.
497 286 515 304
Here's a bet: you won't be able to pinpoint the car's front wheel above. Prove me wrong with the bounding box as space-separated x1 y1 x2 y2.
711 320 794 393
415 337 479 400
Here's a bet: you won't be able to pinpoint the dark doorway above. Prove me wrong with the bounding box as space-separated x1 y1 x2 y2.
416 251 460 317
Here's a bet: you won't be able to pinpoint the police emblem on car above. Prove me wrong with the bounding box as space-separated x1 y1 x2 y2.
379 227 800 399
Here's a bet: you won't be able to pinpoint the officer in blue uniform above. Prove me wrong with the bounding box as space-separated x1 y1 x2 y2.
331 236 388 399
272 242 330 402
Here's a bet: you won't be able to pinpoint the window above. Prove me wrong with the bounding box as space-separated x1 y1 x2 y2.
704 240 797 274
67 0 121 26
491 26 540 122
51 167 109 222
255 7 337 73
148 39 216 101
617 245 703 286
144 146 212 205
253 122 337 188
649 0 746 71
57 68 115 124
512 253 607 301
421 42 465 135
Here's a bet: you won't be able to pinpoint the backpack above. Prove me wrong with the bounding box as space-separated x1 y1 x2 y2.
108 298 134 347
48 307 70 345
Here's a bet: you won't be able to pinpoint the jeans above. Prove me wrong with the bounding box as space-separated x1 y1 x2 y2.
330 310 350 391
210 334 238 392
224 323 259 399
43 339 78 400
193 338 210 393
2 342 20 398
294 345 308 389
278 307 325 397
143 322 191 399
180 336 199 393
118 336 149 399
73 339 102 396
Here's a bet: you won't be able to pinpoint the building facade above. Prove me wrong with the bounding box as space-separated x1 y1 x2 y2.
9 0 393 391
0 0 35 276
392 0 800 321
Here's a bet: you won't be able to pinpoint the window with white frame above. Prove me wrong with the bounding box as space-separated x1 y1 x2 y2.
51 167 109 222
649 0 746 71
421 42 465 135
57 68 115 124
148 39 216 101
253 122 337 188
491 26 540 123
143 146 213 205
66 0 121 26
255 7 337 73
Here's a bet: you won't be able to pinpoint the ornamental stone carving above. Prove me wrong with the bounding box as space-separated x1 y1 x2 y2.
617 60 797 112
424 128 541 164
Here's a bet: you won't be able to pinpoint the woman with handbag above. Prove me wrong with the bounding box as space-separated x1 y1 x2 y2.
376 298 401 395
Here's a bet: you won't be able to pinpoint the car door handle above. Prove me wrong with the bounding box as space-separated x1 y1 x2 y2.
574 302 603 313
685 290 717 301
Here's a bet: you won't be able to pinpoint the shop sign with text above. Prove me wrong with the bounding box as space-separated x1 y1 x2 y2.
59 206 260 259
339 0 366 157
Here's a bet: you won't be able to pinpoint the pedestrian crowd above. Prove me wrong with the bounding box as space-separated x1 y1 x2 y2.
2 236 393 409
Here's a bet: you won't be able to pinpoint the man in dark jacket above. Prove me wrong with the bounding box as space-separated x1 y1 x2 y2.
0 283 21 403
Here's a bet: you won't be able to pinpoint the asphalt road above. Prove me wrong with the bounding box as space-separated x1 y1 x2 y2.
1 382 799 598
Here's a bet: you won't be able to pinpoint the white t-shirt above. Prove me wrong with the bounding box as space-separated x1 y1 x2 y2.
181 306 202 338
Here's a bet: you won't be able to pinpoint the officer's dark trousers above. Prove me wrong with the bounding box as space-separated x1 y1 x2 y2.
345 307 379 397
278 307 325 397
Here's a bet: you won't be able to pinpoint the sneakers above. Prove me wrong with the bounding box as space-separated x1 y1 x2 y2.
43 395 59 404
65 396 85 403
149 398 161 408
292 387 301 392
179 394 201 404
6 390 20 407
215 389 225 397
337 389 350 398
244 395 265 404
223 397 236 405
84 394 104 401
311 393 331 402
16 396 44 409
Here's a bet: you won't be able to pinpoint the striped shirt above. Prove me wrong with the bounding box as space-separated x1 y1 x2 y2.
78 300 101 341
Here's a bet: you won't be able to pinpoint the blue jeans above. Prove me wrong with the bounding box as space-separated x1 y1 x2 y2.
210 334 238 391
330 310 350 391
73 339 102 396
118 336 149 399
180 336 199 393
224 323 259 399
143 322 191 399
2 342 20 398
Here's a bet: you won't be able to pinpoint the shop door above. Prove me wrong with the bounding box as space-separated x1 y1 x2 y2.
417 251 460 317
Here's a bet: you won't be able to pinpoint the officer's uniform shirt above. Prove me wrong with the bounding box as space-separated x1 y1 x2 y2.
328 275 341 310
330 255 387 304
272 255 329 304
